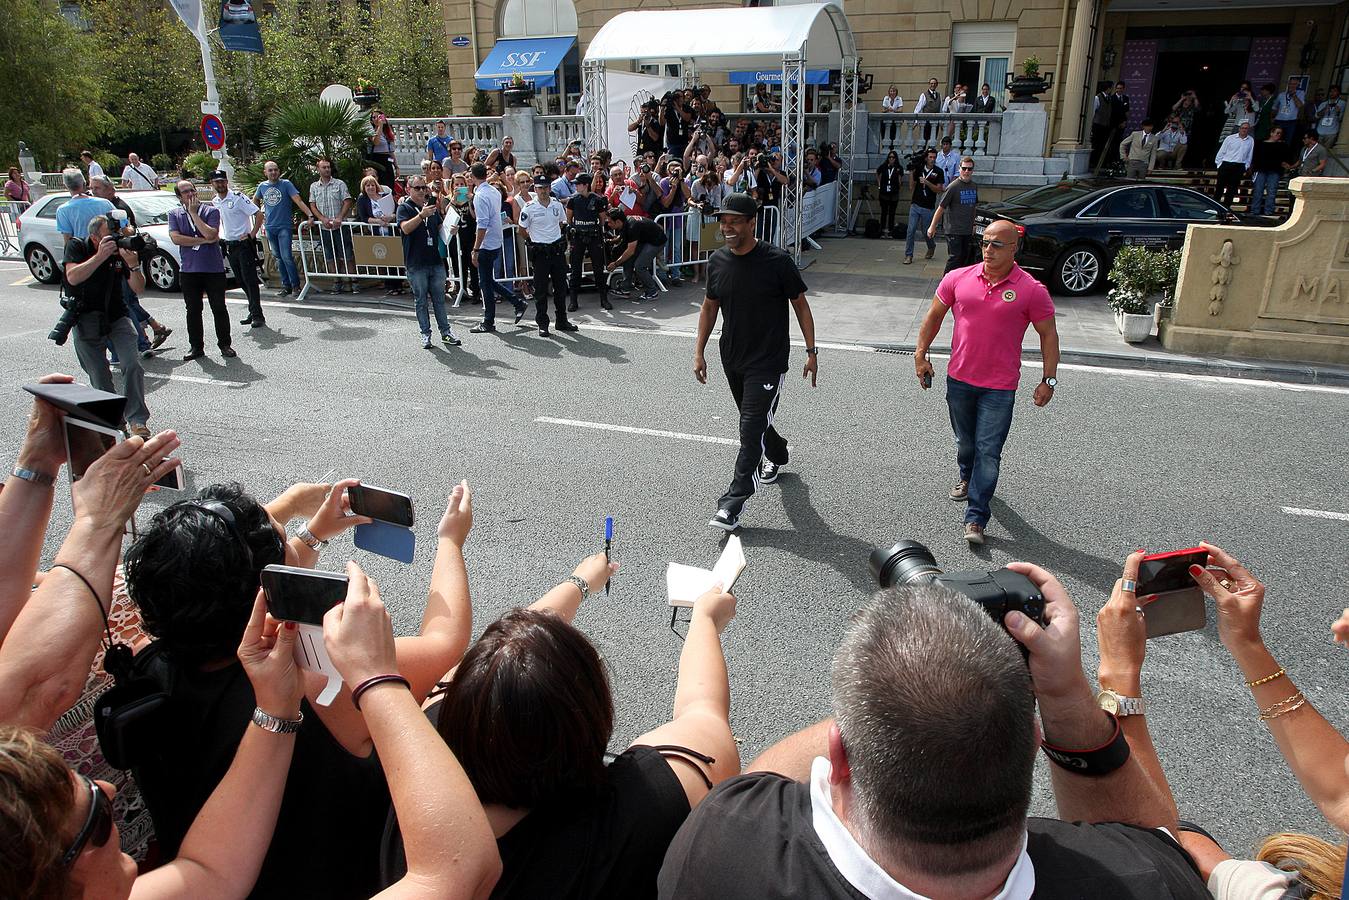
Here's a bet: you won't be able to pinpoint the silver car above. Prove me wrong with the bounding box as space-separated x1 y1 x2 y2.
17 190 257 291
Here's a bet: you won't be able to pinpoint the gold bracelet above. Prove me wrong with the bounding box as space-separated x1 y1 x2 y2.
1258 691 1307 722
1245 667 1286 689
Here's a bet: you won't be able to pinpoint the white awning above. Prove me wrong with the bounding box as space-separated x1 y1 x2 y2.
582 4 854 71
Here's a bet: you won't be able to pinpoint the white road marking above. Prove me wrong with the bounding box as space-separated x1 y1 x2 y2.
1282 506 1349 522
0 328 48 340
145 372 248 388
536 416 737 446
1055 361 1349 395
10 275 33 286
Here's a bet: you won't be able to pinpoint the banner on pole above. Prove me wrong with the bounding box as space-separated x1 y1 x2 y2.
218 0 264 54
167 0 206 41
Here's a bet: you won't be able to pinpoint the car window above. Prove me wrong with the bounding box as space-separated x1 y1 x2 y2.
1003 182 1100 212
125 193 182 226
36 196 70 218
1160 189 1228 221
1082 188 1159 219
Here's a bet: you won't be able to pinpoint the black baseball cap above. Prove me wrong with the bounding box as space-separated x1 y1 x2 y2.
575 172 593 185
533 175 551 187
711 192 757 218
209 170 228 181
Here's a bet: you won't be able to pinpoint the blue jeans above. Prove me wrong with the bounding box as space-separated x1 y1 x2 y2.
1251 171 1280 216
905 205 935 258
265 224 299 290
946 376 1016 527
406 265 451 337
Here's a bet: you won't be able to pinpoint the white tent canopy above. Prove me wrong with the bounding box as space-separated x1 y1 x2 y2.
580 3 859 260
582 4 854 71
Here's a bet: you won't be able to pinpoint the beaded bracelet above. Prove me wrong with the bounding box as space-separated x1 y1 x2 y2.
1245 667 1286 689
351 674 411 711
1258 691 1307 722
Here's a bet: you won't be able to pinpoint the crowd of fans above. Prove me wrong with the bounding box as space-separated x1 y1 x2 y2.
0 376 1346 900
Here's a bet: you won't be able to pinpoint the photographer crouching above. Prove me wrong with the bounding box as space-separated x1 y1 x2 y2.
58 212 152 437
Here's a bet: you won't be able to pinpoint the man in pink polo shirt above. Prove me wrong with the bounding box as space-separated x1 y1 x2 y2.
913 219 1060 545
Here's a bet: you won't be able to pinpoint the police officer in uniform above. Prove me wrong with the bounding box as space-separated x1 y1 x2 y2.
519 175 575 336
566 173 611 312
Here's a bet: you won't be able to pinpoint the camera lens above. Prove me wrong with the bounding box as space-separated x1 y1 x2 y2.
869 540 944 588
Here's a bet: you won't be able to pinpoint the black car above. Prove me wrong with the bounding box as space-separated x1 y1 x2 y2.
974 178 1243 295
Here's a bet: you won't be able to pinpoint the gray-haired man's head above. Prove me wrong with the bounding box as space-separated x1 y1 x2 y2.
831 584 1037 876
62 168 86 193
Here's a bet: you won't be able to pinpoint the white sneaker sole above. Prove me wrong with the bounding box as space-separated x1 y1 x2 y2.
964 531 985 545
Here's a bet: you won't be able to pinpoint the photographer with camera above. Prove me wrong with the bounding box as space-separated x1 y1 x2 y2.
169 180 234 361
748 151 786 211
631 99 665 158
665 91 694 159
90 175 172 356
914 218 1058 545
659 555 1209 899
59 212 152 437
904 148 943 263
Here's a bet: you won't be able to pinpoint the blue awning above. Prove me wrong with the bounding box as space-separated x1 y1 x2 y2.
729 69 829 86
475 36 577 89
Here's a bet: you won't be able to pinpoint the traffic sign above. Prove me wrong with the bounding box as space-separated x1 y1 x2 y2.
451 35 470 47
201 114 225 151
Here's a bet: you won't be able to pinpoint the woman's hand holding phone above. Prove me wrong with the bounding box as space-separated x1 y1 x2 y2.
305 477 373 542
322 561 398 690
1188 541 1267 653
18 373 75 474
73 429 181 530
238 590 303 720
1097 551 1148 696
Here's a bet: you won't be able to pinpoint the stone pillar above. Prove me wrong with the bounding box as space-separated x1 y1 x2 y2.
991 106 1050 176
502 106 539 166
1051 0 1098 173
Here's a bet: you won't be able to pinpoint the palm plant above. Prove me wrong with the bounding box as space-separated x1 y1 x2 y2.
243 99 372 196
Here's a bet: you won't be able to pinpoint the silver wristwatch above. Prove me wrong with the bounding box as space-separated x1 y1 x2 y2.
295 526 327 551
1096 689 1146 717
565 574 590 601
251 706 304 734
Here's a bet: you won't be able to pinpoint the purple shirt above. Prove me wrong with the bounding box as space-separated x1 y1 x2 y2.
169 205 225 274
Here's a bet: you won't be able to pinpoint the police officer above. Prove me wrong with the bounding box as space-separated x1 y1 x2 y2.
566 173 610 312
519 176 575 336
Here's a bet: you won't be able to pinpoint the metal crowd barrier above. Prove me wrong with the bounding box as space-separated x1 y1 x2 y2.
0 200 29 260
650 204 780 287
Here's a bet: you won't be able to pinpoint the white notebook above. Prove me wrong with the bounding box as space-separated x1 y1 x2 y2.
666 535 745 608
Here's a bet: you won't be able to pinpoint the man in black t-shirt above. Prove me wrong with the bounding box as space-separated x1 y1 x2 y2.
62 213 151 434
658 573 1212 900
567 174 611 311
694 192 817 533
605 207 666 302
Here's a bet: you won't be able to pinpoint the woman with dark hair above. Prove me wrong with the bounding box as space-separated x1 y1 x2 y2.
380 553 741 898
367 108 399 189
6 165 30 203
121 478 480 898
875 150 903 239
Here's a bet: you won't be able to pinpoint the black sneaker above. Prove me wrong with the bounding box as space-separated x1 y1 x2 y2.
239 314 255 325
640 290 659 302
759 458 783 484
600 298 613 310
251 319 266 328
556 320 578 332
539 326 551 337
709 508 740 532
469 322 496 334
183 348 205 361
610 286 631 298
566 298 578 312
441 333 461 347
277 287 292 297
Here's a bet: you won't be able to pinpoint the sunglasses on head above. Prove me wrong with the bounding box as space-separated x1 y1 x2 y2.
63 776 114 867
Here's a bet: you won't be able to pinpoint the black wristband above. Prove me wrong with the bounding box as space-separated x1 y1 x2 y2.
1041 712 1131 776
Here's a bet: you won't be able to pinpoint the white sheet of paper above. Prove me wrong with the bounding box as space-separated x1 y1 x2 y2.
440 204 461 239
294 622 343 706
619 187 637 209
666 535 745 608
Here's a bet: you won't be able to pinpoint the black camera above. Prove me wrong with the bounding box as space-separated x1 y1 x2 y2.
48 294 82 345
869 540 1047 628
104 211 156 254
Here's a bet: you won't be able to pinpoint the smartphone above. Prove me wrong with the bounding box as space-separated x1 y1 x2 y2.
63 416 184 490
1136 547 1208 596
922 372 933 389
1144 587 1207 639
261 564 348 626
348 483 414 527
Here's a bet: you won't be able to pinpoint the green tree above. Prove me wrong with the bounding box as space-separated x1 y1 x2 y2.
235 99 370 196
81 0 202 155
0 0 110 169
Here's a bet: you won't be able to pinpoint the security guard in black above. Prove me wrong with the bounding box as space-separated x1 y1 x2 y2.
567 173 610 311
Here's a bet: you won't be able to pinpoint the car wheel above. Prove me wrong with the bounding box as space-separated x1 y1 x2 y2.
146 251 180 292
1053 245 1105 295
25 245 60 284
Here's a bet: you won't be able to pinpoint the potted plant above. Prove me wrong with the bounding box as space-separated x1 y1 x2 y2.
1150 250 1182 330
1007 55 1053 104
502 73 535 108
1107 246 1178 342
353 78 381 109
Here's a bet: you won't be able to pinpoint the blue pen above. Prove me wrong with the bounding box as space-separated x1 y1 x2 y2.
604 517 613 595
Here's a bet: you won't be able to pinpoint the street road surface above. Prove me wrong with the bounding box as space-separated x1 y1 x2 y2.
2 267 1347 855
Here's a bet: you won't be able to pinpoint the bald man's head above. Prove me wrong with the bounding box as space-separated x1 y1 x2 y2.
984 219 1021 248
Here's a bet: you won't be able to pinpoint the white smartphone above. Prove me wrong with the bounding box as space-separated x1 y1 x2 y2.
62 416 185 491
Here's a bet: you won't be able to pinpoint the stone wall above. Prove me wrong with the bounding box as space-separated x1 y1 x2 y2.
1162 177 1349 366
